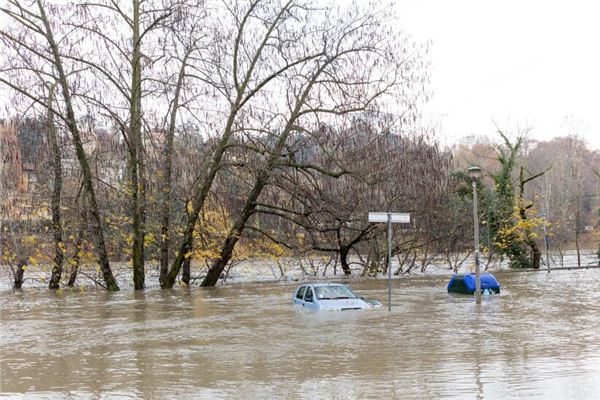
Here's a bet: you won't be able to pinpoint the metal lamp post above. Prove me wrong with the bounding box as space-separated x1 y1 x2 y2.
468 165 482 304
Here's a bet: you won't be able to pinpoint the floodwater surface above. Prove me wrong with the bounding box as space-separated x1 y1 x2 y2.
1 270 600 399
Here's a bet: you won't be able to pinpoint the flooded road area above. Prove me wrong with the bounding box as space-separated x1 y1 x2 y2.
2 270 600 399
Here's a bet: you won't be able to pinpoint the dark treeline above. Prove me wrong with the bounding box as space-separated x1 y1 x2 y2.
1 114 453 288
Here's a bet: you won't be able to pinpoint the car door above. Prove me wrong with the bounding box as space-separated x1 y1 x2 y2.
294 286 307 305
303 286 318 310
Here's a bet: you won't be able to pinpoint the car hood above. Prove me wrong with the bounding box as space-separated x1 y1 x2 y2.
317 298 371 310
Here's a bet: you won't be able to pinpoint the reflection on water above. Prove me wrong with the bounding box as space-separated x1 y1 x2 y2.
2 270 600 399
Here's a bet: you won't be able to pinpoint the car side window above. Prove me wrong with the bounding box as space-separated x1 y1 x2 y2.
296 286 306 300
304 287 314 302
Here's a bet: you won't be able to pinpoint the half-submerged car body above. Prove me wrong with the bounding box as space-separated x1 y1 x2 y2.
292 283 381 311
447 273 501 295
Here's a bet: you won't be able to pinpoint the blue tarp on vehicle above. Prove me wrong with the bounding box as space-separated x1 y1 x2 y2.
447 273 500 295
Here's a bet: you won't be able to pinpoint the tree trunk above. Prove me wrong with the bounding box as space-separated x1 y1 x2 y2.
47 84 64 289
164 3 297 288
420 243 430 272
130 0 145 290
159 213 170 285
201 58 328 287
518 166 545 269
162 109 238 288
201 177 265 286
201 111 303 287
575 229 581 266
182 257 191 286
13 261 26 289
159 52 189 286
531 243 541 269
336 226 352 275
523 234 541 269
339 246 351 275
181 227 194 286
575 197 581 266
67 221 84 287
37 0 119 290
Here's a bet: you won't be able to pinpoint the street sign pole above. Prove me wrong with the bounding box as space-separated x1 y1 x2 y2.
368 212 410 311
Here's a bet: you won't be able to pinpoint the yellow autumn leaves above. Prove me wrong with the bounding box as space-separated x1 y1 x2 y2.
494 204 549 251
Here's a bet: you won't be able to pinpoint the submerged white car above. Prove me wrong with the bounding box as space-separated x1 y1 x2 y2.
292 283 381 311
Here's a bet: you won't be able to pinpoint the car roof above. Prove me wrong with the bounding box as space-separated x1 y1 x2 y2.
300 283 347 288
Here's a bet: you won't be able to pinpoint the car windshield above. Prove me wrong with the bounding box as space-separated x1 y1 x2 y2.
314 286 358 300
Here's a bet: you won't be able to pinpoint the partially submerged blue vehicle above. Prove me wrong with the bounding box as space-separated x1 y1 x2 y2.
293 283 382 311
447 273 500 295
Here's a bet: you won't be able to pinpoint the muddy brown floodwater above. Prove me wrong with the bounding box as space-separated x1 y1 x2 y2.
1 270 600 399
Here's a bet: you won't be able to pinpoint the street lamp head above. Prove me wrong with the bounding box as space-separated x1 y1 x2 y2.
468 165 482 181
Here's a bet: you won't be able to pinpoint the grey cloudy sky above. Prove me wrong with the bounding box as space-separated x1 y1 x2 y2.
2 1 598 150
396 0 600 149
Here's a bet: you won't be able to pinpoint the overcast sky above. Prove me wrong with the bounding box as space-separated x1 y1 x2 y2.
3 1 598 150
396 0 600 149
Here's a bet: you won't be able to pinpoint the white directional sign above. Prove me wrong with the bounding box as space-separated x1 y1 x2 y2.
368 212 410 224
368 211 411 312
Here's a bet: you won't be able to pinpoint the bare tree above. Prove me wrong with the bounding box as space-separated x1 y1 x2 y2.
46 84 64 288
0 0 119 290
516 165 548 269
157 3 207 286
68 0 188 289
198 1 423 286
161 0 366 288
